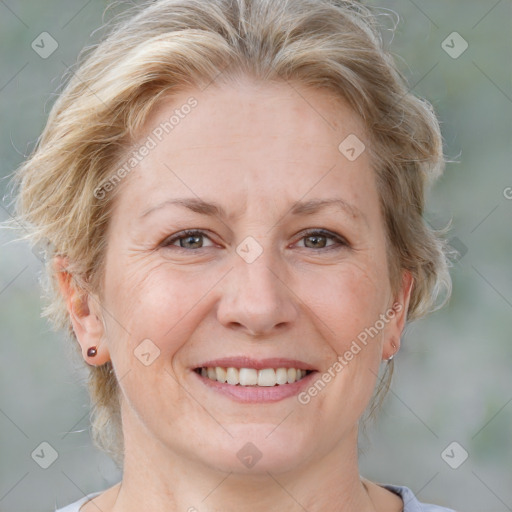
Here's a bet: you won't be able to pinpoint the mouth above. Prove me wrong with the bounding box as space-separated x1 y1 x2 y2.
193 366 314 386
191 357 318 403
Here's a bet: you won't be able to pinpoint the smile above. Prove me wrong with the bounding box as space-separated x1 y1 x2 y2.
194 366 313 386
192 364 318 403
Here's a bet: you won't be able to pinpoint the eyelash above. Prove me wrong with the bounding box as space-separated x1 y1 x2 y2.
160 228 349 252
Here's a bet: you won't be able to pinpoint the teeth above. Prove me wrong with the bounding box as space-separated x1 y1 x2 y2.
215 367 227 383
197 367 311 386
258 368 276 387
276 368 288 385
239 368 258 386
226 367 238 385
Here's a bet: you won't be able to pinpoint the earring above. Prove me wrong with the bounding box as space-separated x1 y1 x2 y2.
387 341 397 361
386 341 396 361
87 346 98 357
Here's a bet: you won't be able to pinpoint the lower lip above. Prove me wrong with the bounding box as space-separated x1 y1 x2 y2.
192 370 319 403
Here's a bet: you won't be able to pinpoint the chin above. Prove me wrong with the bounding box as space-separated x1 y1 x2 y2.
196 422 314 475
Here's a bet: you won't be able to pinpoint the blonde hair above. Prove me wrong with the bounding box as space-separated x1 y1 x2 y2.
4 0 452 469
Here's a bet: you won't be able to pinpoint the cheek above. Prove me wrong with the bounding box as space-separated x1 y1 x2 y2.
299 266 387 417
301 261 388 350
102 263 200 420
102 259 200 360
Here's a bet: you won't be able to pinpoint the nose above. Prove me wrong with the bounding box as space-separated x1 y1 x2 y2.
216 241 299 337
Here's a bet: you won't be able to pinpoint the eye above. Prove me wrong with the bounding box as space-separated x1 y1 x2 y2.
295 228 349 251
161 230 215 250
160 228 349 252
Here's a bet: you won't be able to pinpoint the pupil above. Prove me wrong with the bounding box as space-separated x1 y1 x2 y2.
307 235 325 248
183 235 201 248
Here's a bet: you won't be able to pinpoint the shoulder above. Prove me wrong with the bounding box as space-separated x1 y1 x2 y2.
54 492 102 512
380 483 457 512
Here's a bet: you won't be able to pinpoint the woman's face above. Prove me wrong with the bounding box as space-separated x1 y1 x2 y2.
81 80 412 474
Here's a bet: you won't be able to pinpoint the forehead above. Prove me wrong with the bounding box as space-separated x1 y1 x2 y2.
140 79 366 149
114 80 377 223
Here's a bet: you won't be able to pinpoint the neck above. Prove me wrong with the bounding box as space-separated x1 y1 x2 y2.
111 408 377 512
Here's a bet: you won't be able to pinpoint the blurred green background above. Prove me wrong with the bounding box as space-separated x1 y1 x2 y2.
1 1 511 511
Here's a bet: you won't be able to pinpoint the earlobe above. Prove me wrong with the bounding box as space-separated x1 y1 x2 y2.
54 255 110 366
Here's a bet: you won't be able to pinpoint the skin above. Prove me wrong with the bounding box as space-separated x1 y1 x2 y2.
56 78 413 512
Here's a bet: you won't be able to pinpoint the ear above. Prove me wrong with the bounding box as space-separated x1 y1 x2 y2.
54 255 110 366
381 270 414 361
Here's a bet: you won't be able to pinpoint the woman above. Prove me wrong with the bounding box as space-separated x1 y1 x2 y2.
9 0 455 510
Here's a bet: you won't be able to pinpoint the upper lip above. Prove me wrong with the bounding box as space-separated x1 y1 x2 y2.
193 357 317 371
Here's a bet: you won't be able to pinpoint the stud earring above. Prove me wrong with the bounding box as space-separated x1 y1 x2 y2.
87 346 97 357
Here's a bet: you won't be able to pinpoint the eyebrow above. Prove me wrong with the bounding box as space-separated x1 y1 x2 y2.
139 197 368 226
